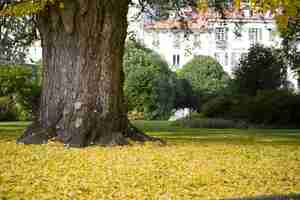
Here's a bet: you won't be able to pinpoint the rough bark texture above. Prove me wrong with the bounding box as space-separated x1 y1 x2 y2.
17 0 164 147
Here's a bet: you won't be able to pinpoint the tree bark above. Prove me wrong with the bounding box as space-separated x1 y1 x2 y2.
17 0 163 147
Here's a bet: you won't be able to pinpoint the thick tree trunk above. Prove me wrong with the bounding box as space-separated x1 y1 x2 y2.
17 0 163 147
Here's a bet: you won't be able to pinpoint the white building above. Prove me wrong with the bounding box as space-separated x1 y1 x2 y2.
131 8 280 71
128 5 299 88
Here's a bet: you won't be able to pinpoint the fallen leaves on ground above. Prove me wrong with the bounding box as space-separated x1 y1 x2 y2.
0 138 300 200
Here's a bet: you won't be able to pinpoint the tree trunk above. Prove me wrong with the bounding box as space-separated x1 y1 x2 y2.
17 0 163 147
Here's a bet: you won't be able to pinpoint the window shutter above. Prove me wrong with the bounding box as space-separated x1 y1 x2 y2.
259 28 262 41
225 27 229 41
173 55 176 66
248 28 251 40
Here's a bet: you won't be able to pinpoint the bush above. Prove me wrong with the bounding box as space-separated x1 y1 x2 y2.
178 55 230 95
16 81 41 120
0 65 33 96
246 90 300 125
0 96 18 121
0 64 42 120
15 103 31 121
201 96 234 118
190 112 205 119
174 78 200 111
233 44 287 96
201 89 300 127
123 41 176 120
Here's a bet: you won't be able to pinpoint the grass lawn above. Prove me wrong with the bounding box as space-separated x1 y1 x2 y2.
0 121 300 200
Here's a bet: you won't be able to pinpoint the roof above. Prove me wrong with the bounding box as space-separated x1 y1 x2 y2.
144 7 274 30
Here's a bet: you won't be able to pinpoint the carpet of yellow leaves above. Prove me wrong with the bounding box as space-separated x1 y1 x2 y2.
0 139 300 200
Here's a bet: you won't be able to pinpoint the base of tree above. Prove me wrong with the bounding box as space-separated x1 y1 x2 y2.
16 122 165 147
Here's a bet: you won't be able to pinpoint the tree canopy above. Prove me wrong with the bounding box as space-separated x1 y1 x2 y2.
1 0 298 44
0 16 36 64
177 55 230 95
123 41 176 120
233 44 287 96
0 0 61 16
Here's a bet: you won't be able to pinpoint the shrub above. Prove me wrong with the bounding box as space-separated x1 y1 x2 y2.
0 64 42 120
246 89 300 125
123 41 176 120
177 55 230 95
201 96 234 118
16 81 41 120
15 103 31 121
174 78 200 111
233 44 287 96
190 112 205 119
0 96 18 121
0 65 33 96
201 89 300 127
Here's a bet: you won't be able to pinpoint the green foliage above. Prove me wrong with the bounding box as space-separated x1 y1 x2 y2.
201 95 235 118
178 55 230 95
0 0 61 16
246 90 300 126
233 44 287 96
0 65 33 96
174 78 199 110
0 64 41 120
123 41 176 120
0 16 36 64
202 89 300 127
0 96 18 121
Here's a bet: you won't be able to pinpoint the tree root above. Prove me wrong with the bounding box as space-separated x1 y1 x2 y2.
16 123 55 145
17 122 166 147
124 123 166 145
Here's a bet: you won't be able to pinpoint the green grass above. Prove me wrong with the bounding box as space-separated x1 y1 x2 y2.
0 121 300 200
133 120 300 145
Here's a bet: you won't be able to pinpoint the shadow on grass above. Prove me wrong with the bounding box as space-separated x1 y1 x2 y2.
158 136 300 145
148 128 300 145
0 122 28 142
1 120 300 145
225 193 300 200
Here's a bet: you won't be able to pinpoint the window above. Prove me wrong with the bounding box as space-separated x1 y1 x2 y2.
193 34 201 48
249 28 262 43
225 52 228 66
231 52 237 66
214 52 221 64
268 29 275 41
215 27 227 41
214 52 229 66
173 34 181 49
173 54 180 67
152 31 160 47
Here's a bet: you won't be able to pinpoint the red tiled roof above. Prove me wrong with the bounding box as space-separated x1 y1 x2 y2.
144 7 274 30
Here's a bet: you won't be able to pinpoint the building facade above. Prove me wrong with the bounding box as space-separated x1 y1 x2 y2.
128 4 299 88
130 7 282 75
